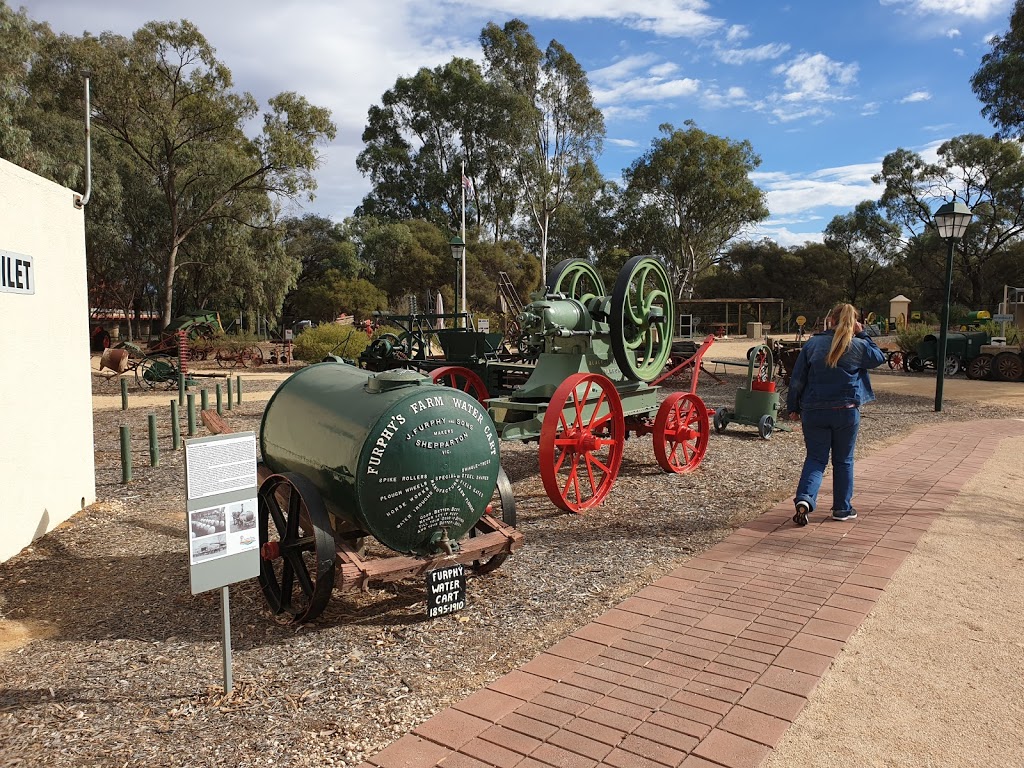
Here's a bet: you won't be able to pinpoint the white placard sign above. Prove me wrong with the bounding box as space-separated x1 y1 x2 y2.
185 434 258 500
1 249 34 294
184 432 259 594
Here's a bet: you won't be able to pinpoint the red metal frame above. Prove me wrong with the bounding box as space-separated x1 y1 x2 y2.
651 334 718 391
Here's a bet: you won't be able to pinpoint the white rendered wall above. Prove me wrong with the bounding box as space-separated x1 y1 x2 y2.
0 158 95 562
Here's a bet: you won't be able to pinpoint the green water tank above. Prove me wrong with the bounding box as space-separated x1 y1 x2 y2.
260 362 500 556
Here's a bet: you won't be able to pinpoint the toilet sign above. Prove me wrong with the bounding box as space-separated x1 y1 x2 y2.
0 250 34 294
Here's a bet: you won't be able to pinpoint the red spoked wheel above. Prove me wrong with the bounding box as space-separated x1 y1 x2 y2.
430 365 490 404
653 392 710 473
539 373 625 513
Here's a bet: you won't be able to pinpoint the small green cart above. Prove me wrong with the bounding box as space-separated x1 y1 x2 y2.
713 344 787 440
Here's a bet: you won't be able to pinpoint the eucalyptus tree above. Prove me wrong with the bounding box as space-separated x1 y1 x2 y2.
971 0 1024 138
480 19 605 282
873 134 1024 306
822 200 903 306
357 57 520 238
0 1 40 165
85 20 335 327
621 121 768 298
519 159 621 266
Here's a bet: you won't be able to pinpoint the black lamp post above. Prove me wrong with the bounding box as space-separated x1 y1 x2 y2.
933 200 973 412
449 236 465 329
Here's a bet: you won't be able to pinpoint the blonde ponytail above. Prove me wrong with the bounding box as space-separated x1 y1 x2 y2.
826 304 858 367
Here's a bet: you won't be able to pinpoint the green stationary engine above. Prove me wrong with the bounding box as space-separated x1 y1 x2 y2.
486 256 712 513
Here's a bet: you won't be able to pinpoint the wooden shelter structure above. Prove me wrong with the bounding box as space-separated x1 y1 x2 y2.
674 298 787 338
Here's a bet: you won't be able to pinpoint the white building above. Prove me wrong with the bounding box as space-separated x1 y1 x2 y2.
0 158 96 562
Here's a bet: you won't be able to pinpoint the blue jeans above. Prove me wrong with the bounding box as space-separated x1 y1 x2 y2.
795 407 860 513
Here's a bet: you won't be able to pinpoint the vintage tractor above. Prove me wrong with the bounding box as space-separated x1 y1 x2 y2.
483 256 711 513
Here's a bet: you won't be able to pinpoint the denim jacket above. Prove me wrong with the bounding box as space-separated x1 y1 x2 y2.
786 331 886 414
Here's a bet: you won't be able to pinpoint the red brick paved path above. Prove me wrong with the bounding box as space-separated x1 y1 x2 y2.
363 420 1024 768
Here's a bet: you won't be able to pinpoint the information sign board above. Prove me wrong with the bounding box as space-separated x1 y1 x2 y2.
184 433 259 594
477 318 489 333
426 564 466 618
993 314 1013 322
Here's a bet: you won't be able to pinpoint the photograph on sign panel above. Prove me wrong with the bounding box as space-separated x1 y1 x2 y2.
227 499 259 553
191 533 227 563
228 500 257 533
189 506 226 539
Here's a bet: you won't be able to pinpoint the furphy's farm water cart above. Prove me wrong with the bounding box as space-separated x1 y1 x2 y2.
237 362 523 623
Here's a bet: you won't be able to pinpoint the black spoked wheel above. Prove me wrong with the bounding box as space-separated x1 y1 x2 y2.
257 473 336 623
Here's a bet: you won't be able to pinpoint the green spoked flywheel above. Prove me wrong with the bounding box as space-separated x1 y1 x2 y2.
610 255 674 381
546 259 606 305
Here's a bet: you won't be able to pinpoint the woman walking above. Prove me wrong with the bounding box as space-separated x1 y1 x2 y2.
787 303 886 525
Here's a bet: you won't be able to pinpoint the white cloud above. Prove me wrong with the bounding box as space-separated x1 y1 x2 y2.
773 53 859 102
650 62 681 78
447 0 725 37
591 54 700 109
608 138 641 148
717 42 791 65
862 101 882 116
590 55 661 83
702 85 750 109
726 24 749 43
751 162 881 216
946 28 962 37
751 224 825 247
594 77 701 105
879 0 1013 21
901 90 932 103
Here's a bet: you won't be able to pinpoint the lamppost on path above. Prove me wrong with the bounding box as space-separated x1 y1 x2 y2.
449 235 465 329
932 200 973 412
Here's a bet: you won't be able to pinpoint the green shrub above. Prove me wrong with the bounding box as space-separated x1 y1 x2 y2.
894 324 931 355
293 325 371 362
212 331 261 353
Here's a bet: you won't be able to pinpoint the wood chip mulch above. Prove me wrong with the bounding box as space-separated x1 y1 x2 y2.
1 365 1015 767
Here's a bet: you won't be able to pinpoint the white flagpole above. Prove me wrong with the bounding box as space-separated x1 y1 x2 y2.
461 160 467 329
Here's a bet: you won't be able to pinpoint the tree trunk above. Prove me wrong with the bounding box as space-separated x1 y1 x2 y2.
161 243 180 330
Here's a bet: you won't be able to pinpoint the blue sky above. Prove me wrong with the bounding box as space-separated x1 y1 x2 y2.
18 0 1015 245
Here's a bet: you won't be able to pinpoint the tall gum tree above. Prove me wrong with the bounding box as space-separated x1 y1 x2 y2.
481 19 605 283
822 200 903 306
873 134 1024 306
88 20 335 327
622 121 768 298
971 0 1024 138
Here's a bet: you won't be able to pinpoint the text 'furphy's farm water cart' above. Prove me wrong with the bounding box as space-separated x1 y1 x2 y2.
250 362 523 623
480 255 715 513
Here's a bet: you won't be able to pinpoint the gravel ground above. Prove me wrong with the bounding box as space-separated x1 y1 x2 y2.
1 361 1017 768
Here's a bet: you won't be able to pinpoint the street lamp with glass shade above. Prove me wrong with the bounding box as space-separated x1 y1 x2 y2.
932 200 973 412
449 235 466 328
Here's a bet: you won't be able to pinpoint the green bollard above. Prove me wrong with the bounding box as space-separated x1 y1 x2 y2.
148 413 159 467
236 376 242 404
200 388 209 413
170 400 181 450
216 384 223 415
187 392 196 437
120 425 132 484
226 378 233 411
178 373 185 406
120 378 129 411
